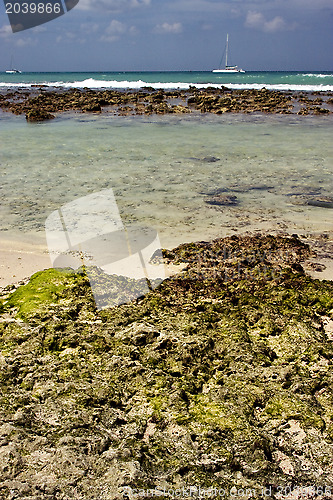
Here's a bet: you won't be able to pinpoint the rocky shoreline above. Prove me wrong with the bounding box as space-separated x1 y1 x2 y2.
0 86 333 121
0 234 333 499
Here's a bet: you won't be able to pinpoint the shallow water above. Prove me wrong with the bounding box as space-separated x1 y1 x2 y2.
0 112 332 249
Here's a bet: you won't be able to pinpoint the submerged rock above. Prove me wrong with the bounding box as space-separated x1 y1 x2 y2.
189 156 221 163
205 194 239 206
307 196 333 209
228 184 275 193
0 235 332 498
25 108 55 122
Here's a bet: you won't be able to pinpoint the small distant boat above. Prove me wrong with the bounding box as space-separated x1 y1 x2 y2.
212 34 245 73
5 56 22 74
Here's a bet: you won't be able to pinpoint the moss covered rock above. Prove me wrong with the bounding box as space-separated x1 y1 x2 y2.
0 235 332 499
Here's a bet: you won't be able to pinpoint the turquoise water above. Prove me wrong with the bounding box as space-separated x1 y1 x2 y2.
1 71 333 91
1 71 332 250
1 112 332 250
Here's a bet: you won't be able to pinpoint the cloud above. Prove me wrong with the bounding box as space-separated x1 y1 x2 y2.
0 24 12 38
77 0 150 12
15 37 35 47
31 26 47 33
167 0 243 15
0 24 35 45
101 19 126 41
245 11 295 33
153 22 183 34
100 19 137 41
129 25 139 35
131 0 150 5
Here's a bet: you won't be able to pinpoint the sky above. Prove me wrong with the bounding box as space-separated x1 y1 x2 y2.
0 0 333 71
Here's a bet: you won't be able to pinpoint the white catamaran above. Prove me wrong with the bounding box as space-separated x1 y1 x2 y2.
212 34 245 73
5 56 22 74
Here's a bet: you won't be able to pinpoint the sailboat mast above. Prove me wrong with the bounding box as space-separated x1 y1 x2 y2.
212 32 245 73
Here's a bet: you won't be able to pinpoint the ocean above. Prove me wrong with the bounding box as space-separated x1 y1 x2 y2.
1 70 333 92
0 71 332 259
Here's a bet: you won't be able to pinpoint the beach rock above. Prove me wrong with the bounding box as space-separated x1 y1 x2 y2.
200 187 229 196
306 196 333 208
0 88 329 118
148 91 165 103
205 194 239 206
228 184 275 193
190 156 220 163
82 102 102 112
187 95 198 105
312 106 330 115
0 235 333 497
25 108 55 122
285 186 322 197
297 107 310 115
171 104 190 113
202 155 220 162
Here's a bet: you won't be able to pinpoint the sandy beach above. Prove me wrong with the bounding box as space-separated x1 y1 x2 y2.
0 238 50 288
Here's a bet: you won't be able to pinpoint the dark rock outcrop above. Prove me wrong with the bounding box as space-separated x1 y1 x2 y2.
1 87 331 120
307 196 333 208
25 108 55 122
205 194 239 206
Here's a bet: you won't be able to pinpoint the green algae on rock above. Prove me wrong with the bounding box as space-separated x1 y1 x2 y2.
2 267 94 322
0 234 332 499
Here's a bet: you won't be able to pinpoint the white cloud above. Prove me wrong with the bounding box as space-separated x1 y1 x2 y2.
15 37 35 47
167 0 243 15
77 0 150 12
0 24 12 38
153 22 183 34
0 24 35 45
131 0 150 5
100 19 137 41
129 25 139 35
264 16 286 32
31 26 47 33
101 19 126 41
245 11 295 33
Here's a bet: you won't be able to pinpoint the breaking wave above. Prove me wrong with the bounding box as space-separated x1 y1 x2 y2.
1 77 333 92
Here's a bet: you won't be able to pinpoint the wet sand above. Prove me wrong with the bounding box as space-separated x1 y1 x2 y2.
0 239 50 288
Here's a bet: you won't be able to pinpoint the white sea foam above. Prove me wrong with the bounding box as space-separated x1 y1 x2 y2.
299 73 333 78
1 78 333 92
